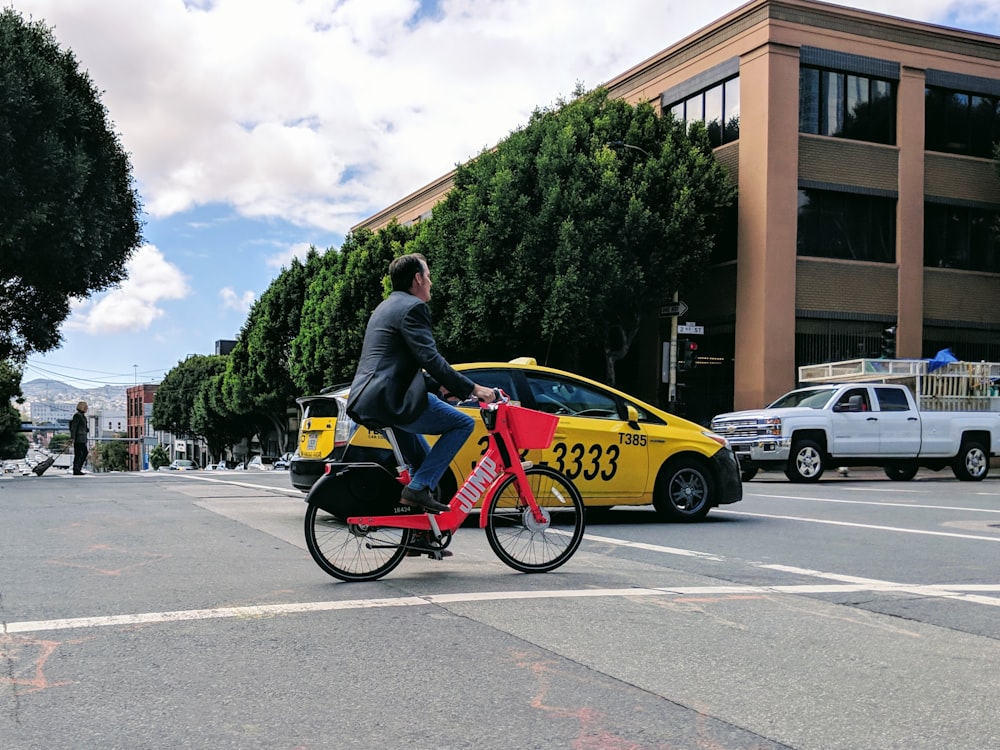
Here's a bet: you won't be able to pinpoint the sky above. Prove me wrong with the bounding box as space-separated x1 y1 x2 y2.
14 0 1000 391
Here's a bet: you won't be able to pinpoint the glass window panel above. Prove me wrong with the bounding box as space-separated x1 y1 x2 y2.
799 68 819 134
970 95 996 158
869 79 894 144
945 91 970 154
822 71 845 136
798 189 895 263
796 189 818 256
704 84 723 147
844 74 870 140
724 77 740 141
925 87 949 151
669 102 684 123
685 93 703 125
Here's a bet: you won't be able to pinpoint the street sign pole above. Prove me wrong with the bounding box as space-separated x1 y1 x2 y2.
668 293 678 404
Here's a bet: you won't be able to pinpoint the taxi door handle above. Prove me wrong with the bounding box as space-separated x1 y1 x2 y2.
553 434 567 440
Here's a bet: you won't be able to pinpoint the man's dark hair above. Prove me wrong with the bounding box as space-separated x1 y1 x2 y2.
389 253 427 292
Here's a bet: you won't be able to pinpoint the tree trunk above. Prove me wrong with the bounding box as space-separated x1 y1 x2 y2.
603 314 641 386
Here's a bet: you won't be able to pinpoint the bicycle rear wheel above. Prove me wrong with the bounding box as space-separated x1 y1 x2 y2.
304 504 410 582
484 466 585 573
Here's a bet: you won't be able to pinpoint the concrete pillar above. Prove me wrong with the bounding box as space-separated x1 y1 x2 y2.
733 43 801 409
896 66 926 358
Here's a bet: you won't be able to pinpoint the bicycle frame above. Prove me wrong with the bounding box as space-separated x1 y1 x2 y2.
345 396 548 535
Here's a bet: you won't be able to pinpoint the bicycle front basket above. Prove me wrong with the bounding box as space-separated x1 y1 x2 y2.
507 405 558 450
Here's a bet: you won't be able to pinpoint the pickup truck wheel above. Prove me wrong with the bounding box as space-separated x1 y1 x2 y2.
653 459 713 522
785 440 824 483
952 442 988 481
884 462 918 481
740 467 758 482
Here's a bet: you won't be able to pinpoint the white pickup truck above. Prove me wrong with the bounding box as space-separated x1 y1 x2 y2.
710 382 1000 482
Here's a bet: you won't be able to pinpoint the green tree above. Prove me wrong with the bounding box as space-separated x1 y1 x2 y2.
153 354 245 462
0 360 26 458
191 372 253 462
291 223 417 394
0 9 143 362
223 250 326 450
148 443 169 470
415 87 735 384
49 433 71 454
97 437 129 471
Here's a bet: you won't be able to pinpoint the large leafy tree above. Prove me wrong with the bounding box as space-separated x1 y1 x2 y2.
0 361 27 459
0 9 142 362
152 354 242 461
291 223 418 394
414 86 735 384
223 250 326 450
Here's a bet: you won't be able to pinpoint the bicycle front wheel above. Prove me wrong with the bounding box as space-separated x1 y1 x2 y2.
484 466 585 573
304 504 410 582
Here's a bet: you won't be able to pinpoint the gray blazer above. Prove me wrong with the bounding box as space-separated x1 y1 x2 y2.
346 291 474 428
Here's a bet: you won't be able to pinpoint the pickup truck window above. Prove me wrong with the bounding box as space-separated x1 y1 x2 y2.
769 388 838 409
875 387 911 411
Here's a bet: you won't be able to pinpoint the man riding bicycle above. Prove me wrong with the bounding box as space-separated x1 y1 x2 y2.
346 253 496 514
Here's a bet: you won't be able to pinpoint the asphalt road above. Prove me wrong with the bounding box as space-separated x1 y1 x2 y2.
2 467 998 750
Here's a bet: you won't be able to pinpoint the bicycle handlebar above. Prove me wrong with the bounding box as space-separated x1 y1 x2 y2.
480 388 510 407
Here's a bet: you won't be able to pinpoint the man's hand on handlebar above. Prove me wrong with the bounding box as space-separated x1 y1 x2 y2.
472 384 498 403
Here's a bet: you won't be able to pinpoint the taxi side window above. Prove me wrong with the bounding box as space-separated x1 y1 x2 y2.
456 369 520 405
526 375 620 419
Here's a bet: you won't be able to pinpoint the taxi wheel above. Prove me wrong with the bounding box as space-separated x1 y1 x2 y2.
653 458 713 522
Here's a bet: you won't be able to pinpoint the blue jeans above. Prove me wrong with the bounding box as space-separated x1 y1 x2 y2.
393 393 474 492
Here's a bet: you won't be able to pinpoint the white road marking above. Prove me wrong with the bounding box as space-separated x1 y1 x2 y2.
150 473 303 495
715 509 1000 542
745 492 1000 514
583 532 725 560
6 580 999 635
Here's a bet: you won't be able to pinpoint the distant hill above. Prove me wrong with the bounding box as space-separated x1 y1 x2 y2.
19 378 128 413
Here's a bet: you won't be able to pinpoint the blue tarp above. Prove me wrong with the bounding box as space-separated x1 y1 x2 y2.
926 347 958 373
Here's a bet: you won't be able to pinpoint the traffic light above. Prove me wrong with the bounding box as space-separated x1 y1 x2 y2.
881 326 897 358
677 339 698 371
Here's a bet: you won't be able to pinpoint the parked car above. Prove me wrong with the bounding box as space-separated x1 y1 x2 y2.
158 459 198 472
247 455 274 470
272 452 293 470
290 358 742 521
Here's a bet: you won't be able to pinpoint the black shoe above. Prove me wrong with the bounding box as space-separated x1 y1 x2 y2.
72 471 84 475
406 531 454 558
400 485 450 514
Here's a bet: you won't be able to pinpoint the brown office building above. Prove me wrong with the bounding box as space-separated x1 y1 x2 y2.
354 0 1000 420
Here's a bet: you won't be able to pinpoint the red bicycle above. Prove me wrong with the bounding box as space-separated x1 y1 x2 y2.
303 391 585 581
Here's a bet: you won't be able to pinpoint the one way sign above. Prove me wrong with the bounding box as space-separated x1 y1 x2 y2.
659 300 689 318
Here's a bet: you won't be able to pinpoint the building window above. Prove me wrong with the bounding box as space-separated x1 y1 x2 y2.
925 87 1000 158
797 188 896 262
799 66 895 144
924 203 1000 273
666 76 740 148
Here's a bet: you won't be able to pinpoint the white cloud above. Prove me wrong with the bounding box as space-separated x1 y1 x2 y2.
66 245 190 334
16 0 998 238
220 287 256 313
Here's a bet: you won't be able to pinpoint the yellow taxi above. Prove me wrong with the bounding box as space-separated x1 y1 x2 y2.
290 358 742 521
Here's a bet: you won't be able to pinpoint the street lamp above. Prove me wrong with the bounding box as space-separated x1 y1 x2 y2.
605 140 651 158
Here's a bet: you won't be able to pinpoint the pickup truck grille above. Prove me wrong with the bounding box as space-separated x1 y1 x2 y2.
711 418 763 439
